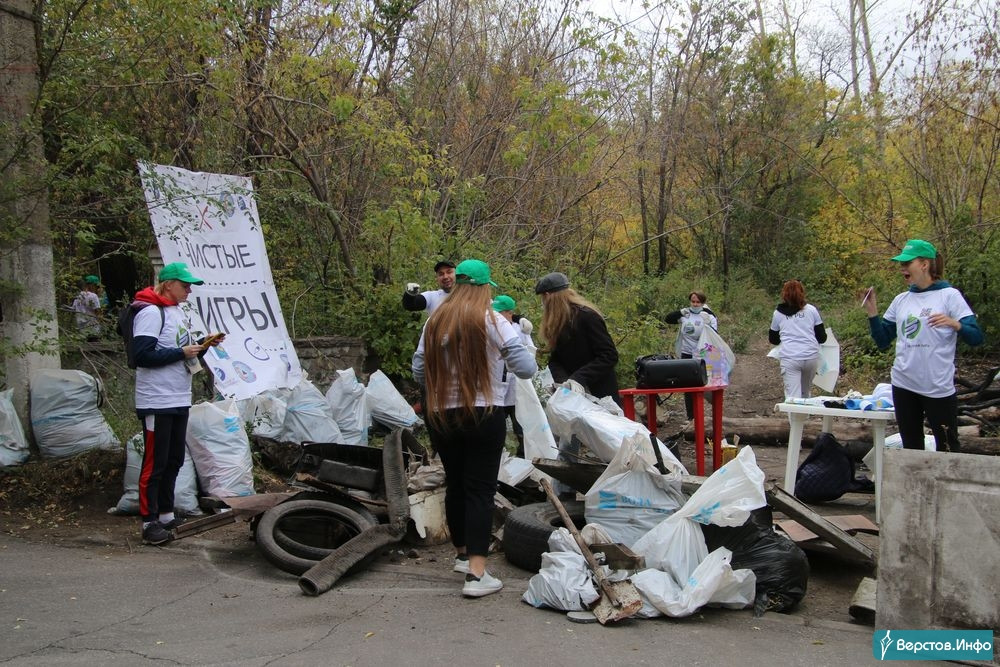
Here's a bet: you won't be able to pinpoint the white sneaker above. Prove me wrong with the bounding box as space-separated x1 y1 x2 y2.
453 556 470 574
462 571 503 598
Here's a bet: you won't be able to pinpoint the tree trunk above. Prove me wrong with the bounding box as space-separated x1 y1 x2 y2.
0 0 61 439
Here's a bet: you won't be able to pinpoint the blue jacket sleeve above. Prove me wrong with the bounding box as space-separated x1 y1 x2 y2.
133 335 185 368
868 316 896 351
957 315 984 346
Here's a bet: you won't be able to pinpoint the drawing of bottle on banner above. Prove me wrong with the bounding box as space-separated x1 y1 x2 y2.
138 161 303 400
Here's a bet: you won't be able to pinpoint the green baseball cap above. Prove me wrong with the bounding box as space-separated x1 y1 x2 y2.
158 262 205 285
891 239 937 262
455 259 497 287
83 275 100 285
492 295 515 312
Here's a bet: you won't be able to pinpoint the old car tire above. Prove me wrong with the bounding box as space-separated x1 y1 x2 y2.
256 499 379 575
272 497 380 561
503 500 586 573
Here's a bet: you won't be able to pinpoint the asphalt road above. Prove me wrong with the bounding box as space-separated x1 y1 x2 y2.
0 530 890 666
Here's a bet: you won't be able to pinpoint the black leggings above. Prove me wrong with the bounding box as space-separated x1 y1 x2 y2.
891 385 960 453
427 407 506 557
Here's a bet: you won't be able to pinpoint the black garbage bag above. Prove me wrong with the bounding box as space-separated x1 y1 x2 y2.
794 431 874 502
701 506 809 616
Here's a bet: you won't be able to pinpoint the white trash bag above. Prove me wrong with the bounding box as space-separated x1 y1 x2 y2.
30 369 119 458
546 385 686 467
243 389 289 439
632 446 766 588
186 399 255 497
366 370 421 429
111 434 201 516
325 368 369 445
584 431 686 547
0 388 30 467
631 547 755 618
522 550 601 611
497 450 535 487
514 377 558 461
281 379 342 443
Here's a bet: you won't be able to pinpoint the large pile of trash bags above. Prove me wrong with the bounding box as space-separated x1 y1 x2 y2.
513 378 809 619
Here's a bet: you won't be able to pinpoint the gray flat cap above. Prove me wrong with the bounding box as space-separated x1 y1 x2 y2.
534 271 570 294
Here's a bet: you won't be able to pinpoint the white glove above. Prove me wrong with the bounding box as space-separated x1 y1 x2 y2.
519 317 533 334
681 308 691 317
406 282 421 295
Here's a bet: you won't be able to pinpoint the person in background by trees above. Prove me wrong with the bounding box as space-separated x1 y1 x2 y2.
664 290 718 418
402 259 456 314
72 275 103 340
863 239 983 452
412 260 536 597
769 279 827 399
491 294 536 457
132 262 224 545
535 271 621 406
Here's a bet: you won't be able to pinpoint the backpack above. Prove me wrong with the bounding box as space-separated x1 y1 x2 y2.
116 303 165 369
794 432 874 502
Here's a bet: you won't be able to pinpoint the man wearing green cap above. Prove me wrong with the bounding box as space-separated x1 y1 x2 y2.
863 239 984 453
129 262 224 544
492 294 537 456
71 274 103 340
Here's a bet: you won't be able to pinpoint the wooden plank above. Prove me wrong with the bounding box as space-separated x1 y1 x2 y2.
776 514 879 543
765 483 876 567
173 512 237 538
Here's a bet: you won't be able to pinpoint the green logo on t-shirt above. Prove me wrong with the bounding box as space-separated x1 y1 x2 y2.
903 314 922 340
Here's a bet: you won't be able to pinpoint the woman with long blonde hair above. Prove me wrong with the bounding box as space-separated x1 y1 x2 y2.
412 259 536 597
534 272 620 405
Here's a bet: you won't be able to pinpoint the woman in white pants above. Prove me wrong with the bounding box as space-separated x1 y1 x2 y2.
769 280 827 399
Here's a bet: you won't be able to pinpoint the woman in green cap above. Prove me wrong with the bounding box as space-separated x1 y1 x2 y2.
130 262 224 545
863 239 983 452
412 259 537 597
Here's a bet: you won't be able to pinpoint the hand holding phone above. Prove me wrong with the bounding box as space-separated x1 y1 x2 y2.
202 332 225 347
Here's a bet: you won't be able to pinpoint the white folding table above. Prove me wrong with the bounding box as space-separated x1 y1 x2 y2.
775 402 896 522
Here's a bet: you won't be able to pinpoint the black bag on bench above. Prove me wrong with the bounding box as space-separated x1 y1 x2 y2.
635 355 707 389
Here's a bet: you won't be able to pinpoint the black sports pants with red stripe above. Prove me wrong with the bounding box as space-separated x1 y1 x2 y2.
137 409 189 522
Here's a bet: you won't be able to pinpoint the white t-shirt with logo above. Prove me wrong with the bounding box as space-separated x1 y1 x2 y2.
769 304 823 361
133 304 195 410
675 310 718 356
883 287 973 397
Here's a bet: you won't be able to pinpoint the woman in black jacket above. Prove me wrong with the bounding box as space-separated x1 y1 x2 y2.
534 272 621 406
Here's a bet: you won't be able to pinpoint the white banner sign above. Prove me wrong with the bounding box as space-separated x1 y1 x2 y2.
138 162 302 399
